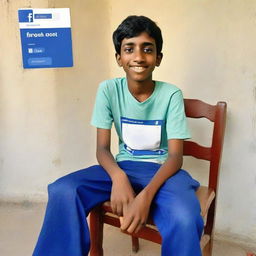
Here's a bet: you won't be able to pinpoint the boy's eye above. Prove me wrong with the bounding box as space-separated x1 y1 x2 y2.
144 48 153 53
124 48 133 53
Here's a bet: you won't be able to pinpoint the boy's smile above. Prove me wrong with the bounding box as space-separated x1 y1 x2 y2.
116 32 162 85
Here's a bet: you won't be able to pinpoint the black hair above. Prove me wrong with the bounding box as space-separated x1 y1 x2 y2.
113 15 163 55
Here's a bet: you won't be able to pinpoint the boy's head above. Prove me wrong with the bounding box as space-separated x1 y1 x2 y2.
113 15 163 56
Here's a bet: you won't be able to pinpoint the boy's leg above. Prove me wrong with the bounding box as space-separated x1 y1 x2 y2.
33 165 112 256
151 169 204 256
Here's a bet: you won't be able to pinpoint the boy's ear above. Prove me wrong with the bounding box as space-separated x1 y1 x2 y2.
156 53 163 67
115 53 122 67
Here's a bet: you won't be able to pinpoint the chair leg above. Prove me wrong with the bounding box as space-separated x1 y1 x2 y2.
131 236 139 253
202 239 213 256
89 206 104 256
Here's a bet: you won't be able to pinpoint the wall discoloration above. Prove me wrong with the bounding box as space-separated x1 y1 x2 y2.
52 158 61 167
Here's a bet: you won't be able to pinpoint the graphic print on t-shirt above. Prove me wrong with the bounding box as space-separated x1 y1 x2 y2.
121 117 166 156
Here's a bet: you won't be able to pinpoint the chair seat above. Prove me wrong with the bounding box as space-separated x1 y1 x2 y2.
196 186 215 223
102 185 215 227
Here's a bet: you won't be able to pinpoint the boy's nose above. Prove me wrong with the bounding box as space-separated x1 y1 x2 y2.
134 51 145 62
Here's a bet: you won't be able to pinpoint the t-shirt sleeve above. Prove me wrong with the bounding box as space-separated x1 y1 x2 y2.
90 81 113 129
166 89 191 140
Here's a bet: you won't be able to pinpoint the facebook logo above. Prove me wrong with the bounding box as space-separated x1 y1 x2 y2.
18 10 33 23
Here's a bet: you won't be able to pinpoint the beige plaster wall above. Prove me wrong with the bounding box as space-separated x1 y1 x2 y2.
108 0 256 248
0 0 110 200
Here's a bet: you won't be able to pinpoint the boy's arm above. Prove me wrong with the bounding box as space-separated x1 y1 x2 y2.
96 128 135 216
120 139 183 233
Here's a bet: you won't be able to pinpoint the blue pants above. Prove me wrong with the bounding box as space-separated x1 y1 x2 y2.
33 161 204 256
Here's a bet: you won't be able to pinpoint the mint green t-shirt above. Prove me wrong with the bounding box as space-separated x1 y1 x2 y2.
91 77 190 164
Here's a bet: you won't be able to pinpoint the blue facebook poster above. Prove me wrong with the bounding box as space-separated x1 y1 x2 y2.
18 8 73 69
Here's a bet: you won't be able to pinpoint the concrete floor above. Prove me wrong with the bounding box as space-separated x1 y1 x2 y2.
0 202 254 256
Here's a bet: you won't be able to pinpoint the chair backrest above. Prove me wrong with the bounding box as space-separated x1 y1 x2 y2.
183 99 227 191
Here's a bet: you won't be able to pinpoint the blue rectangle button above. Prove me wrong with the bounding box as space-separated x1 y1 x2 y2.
28 57 52 66
34 14 52 19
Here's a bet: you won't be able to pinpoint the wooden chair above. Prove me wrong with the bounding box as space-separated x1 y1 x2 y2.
89 99 227 256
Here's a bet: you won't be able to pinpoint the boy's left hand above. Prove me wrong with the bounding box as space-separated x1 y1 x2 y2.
120 190 151 234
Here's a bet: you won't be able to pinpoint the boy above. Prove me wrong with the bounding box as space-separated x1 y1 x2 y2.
33 16 204 256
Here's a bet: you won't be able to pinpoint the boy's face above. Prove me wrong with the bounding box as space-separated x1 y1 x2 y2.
116 32 162 83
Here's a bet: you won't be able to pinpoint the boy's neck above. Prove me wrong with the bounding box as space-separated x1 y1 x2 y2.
126 78 155 102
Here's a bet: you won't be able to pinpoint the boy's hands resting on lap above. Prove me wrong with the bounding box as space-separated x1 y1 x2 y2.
110 171 151 234
120 189 151 234
110 171 151 235
110 171 135 216
96 128 138 221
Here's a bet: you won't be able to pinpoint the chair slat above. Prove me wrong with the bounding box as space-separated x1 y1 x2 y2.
184 141 211 161
184 99 216 122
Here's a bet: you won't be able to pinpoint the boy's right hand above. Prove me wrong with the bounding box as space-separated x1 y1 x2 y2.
110 172 135 216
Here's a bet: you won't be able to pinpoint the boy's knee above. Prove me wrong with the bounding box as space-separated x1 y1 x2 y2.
175 212 198 230
48 178 77 200
161 207 201 236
